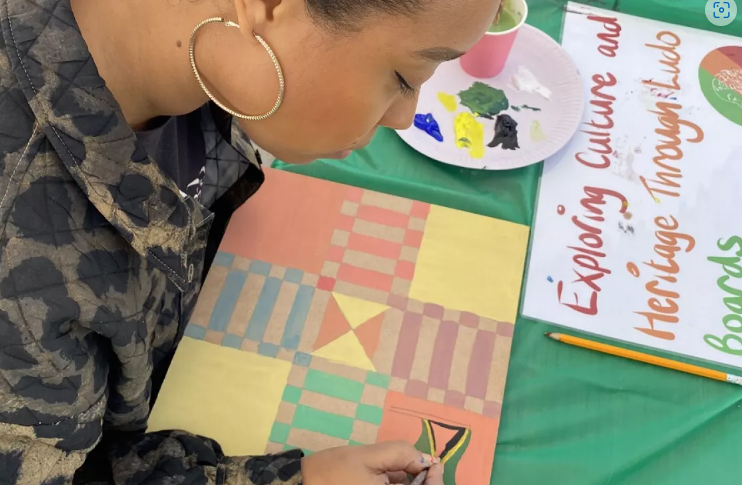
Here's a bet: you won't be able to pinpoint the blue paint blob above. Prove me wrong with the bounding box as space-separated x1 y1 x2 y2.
547 276 554 283
414 113 444 142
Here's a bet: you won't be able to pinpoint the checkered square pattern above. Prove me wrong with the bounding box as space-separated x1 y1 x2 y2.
265 360 390 454
319 187 431 301
186 253 326 367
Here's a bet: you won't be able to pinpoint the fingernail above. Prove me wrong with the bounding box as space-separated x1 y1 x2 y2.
421 453 435 465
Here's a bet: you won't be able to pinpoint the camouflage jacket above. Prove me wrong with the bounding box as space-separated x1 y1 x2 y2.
0 0 303 483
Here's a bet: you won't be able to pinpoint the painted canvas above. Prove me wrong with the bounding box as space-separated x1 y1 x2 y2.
149 168 530 483
396 24 584 171
522 4 742 369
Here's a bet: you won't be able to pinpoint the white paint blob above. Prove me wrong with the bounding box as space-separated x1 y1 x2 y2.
511 66 552 100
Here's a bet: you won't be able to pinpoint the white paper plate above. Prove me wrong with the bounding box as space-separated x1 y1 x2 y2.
397 24 585 170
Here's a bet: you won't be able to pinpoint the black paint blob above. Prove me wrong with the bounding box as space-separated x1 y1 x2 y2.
487 114 520 150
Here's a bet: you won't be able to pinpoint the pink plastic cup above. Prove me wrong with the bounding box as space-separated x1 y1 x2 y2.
460 0 529 79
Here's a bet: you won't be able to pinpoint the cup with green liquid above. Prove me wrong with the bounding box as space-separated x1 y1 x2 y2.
460 0 528 78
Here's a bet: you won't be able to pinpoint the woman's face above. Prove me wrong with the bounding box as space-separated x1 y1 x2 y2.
214 0 501 163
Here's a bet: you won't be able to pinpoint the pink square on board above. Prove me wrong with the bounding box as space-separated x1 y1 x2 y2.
444 391 466 409
337 215 355 232
460 312 480 328
483 401 503 419
403 230 424 248
410 201 431 219
317 277 336 291
405 380 429 399
387 294 409 310
394 260 415 280
346 187 364 202
497 321 515 337
326 245 345 263
423 304 444 319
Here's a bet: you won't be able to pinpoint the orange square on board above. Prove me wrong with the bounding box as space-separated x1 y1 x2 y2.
220 169 347 274
377 392 498 485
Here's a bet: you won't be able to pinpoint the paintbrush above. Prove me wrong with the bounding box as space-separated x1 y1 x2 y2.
410 469 428 485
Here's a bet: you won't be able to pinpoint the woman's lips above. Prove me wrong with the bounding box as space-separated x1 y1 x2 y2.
324 149 352 159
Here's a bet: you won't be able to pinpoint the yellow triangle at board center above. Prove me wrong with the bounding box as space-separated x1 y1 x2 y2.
332 292 389 329
311 331 376 371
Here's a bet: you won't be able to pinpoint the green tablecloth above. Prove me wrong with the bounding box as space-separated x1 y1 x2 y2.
274 2 742 483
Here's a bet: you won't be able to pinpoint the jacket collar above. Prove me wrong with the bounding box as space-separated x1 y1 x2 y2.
1 0 218 289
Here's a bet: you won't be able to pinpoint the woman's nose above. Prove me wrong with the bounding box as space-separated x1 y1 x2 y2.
378 95 419 131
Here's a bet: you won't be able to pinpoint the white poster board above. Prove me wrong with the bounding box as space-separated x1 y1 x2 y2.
522 3 742 368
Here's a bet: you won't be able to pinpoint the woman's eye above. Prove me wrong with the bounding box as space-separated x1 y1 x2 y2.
395 72 419 99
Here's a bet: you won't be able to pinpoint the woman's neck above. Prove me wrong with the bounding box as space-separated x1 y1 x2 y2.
70 0 231 128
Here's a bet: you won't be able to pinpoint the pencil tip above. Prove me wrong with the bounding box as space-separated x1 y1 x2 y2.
545 332 552 337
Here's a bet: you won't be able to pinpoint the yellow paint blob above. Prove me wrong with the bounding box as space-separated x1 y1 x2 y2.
437 92 458 112
454 112 485 159
530 120 547 142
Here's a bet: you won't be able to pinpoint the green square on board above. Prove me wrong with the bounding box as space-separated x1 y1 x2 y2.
365 372 390 389
269 422 291 444
282 385 302 404
355 404 384 425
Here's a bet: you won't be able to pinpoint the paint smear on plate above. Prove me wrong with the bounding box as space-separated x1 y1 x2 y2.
511 66 552 100
488 114 520 150
454 112 485 159
414 113 444 142
512 104 541 112
530 120 546 142
437 92 458 112
458 82 509 119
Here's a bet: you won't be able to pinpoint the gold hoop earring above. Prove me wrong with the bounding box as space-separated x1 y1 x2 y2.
189 17 285 121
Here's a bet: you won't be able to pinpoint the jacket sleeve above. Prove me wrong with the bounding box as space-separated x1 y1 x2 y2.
0 285 303 485
108 431 303 485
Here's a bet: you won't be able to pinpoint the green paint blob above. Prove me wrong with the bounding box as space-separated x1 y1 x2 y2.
304 369 364 402
293 405 355 440
488 9 518 33
269 422 291 444
355 404 384 425
458 82 509 119
366 372 391 389
282 385 302 404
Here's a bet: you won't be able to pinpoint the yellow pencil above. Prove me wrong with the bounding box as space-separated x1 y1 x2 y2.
546 332 742 386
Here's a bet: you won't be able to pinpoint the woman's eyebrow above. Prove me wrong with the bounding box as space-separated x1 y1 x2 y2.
413 47 466 62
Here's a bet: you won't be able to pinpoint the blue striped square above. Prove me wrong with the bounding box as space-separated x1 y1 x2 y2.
222 334 243 349
293 352 312 367
284 269 303 284
213 252 235 267
281 285 315 349
249 260 272 276
208 270 247 331
246 277 282 341
258 343 279 358
185 324 206 340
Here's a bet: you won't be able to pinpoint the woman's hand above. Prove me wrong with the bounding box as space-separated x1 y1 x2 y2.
302 441 444 485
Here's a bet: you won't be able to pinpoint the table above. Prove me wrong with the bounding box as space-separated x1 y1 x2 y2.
273 1 742 483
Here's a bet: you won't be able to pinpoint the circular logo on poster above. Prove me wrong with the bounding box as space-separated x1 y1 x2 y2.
699 46 742 126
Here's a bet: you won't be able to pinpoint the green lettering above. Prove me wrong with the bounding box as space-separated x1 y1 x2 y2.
718 235 742 256
708 256 742 278
705 333 742 356
723 314 742 333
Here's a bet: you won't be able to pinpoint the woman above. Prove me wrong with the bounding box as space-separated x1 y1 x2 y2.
0 0 498 483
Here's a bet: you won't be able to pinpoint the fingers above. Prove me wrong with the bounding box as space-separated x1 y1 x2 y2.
363 441 437 474
386 471 410 484
424 464 444 485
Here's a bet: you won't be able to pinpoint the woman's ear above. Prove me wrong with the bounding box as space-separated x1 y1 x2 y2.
233 0 285 38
